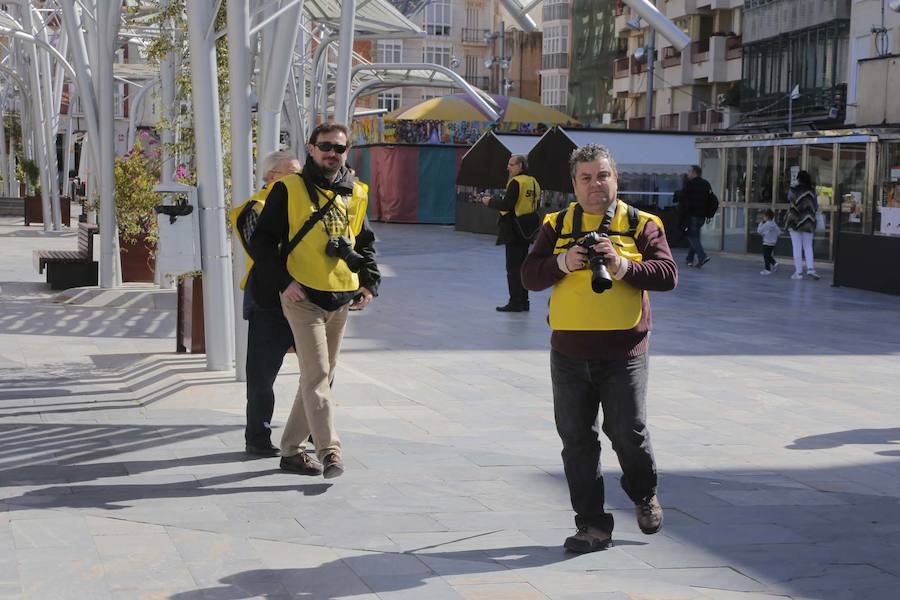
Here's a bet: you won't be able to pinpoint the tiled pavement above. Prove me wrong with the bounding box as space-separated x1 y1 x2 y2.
1 215 898 599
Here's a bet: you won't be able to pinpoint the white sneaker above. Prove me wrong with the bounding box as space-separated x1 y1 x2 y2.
760 270 771 275
772 262 779 272
807 270 821 280
790 273 803 280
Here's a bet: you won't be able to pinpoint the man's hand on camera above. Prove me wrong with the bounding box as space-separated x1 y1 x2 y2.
563 245 589 272
280 281 307 302
480 194 491 206
591 237 623 272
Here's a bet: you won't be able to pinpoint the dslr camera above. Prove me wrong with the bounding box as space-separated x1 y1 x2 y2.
575 232 614 294
325 236 365 273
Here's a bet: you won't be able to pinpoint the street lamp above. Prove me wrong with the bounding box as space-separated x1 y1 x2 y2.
483 21 509 95
628 17 656 130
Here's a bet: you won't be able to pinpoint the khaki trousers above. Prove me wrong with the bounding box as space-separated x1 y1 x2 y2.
279 296 349 459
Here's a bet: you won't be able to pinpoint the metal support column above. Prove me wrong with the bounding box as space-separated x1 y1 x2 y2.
227 0 253 381
23 7 52 232
96 1 123 287
333 0 356 124
645 28 655 130
186 0 235 371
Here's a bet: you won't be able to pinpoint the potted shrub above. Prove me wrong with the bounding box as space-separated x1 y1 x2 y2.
20 158 42 225
114 138 160 282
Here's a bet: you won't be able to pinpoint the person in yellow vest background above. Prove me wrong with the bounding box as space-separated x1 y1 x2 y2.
229 150 301 458
250 123 380 479
480 154 541 312
522 144 678 553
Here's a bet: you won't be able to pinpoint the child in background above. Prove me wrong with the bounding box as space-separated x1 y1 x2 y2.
757 209 780 275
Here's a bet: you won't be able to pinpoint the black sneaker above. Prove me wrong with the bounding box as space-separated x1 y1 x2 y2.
245 442 280 457
280 453 323 475
322 452 344 479
496 302 529 312
564 526 612 553
697 257 711 268
635 494 663 534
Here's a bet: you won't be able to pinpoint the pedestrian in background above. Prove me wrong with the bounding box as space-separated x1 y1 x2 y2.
785 170 820 280
756 208 780 275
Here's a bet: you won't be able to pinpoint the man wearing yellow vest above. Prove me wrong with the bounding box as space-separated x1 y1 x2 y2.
230 150 301 457
522 144 678 553
251 123 380 479
480 154 541 312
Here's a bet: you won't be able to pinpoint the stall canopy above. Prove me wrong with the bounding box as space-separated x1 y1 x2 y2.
527 126 700 192
390 94 578 125
456 130 543 188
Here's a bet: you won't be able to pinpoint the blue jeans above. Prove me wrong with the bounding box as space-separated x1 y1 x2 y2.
684 216 707 264
245 307 296 445
551 351 657 533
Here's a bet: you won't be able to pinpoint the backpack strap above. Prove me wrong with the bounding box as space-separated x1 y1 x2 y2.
606 204 641 238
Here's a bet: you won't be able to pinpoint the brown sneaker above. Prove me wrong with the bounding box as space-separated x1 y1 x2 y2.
322 452 344 479
563 526 612 553
279 452 323 476
635 494 663 534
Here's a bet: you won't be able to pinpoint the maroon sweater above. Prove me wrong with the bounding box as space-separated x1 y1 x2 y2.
521 215 678 359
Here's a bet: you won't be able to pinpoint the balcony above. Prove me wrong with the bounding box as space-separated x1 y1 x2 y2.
542 53 569 70
691 39 710 63
463 75 490 89
461 28 488 45
662 46 682 68
657 113 680 130
628 116 647 130
687 108 725 131
725 35 742 60
614 57 630 79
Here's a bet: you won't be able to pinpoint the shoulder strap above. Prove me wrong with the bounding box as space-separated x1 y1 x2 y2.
281 173 337 261
554 207 568 239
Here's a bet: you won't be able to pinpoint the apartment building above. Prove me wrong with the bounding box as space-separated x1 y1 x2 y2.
540 0 570 112
611 0 744 131
846 0 900 126
377 0 541 113
738 0 851 131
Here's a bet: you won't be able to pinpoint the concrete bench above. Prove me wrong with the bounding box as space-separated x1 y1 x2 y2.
34 223 99 290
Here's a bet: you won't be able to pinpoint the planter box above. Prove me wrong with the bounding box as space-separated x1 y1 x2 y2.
119 235 156 282
24 196 72 226
834 232 900 295
177 276 206 353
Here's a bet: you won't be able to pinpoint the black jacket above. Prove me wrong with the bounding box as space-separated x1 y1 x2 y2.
679 176 712 218
249 169 380 311
487 177 536 246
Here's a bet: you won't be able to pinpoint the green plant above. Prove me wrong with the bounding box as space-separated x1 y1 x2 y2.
20 158 40 195
114 140 160 247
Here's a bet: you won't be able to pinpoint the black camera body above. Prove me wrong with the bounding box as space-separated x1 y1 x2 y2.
325 236 365 273
575 231 614 294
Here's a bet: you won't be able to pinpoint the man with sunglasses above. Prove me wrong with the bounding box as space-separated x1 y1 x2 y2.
251 123 380 479
230 150 302 457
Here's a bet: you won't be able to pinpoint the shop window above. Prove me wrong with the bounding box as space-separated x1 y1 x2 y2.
778 145 802 203
751 146 774 204
836 143 866 233
877 142 900 237
725 147 747 203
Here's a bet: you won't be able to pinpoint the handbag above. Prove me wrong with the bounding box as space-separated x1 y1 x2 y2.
815 212 826 232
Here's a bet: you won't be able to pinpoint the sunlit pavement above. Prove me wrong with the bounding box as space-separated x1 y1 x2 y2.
1 215 898 599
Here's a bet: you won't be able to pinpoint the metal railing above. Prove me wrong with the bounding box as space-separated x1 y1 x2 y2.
725 35 742 60
461 28 488 44
614 57 630 78
662 46 682 68
691 39 710 63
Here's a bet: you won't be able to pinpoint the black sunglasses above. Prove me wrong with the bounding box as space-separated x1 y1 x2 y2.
314 141 348 154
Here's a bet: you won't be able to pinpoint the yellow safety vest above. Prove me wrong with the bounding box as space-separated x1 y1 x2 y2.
546 201 663 331
228 186 271 289
500 174 540 217
282 174 369 292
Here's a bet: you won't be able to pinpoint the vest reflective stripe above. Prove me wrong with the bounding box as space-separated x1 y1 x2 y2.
282 174 369 292
499 174 540 217
228 186 270 289
546 201 663 331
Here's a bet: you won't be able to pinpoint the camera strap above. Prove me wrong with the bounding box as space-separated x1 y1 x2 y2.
281 172 338 261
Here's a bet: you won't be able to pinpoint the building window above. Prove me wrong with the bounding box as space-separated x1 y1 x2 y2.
424 0 451 36
424 44 452 67
376 40 403 63
541 72 568 107
377 91 402 112
543 23 569 55
543 0 569 22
